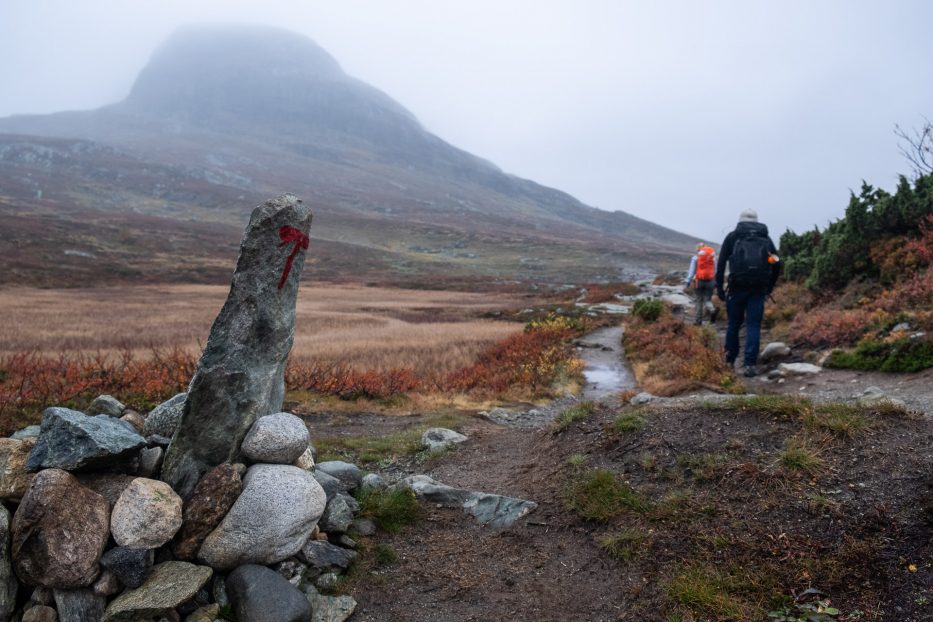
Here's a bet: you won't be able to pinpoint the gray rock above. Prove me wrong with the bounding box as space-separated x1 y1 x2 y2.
349 518 376 537
315 572 339 591
0 437 36 500
226 564 311 622
0 506 16 622
856 386 907 409
26 407 146 472
198 464 325 570
312 470 343 501
120 411 146 434
360 473 385 492
304 586 357 622
111 478 183 548
138 446 164 478
146 435 172 448
211 575 229 609
273 559 308 586
143 393 187 438
315 461 362 493
30 587 53 606
336 535 357 549
402 475 536 529
630 392 656 405
162 195 313 498
102 561 212 622
890 322 911 332
11 469 110 589
53 588 106 622
421 427 467 451
318 495 353 534
337 492 359 513
759 342 791 363
298 541 357 578
778 362 822 376
92 570 121 597
100 547 153 589
293 446 315 471
88 395 125 417
242 413 310 465
22 605 58 622
11 426 41 440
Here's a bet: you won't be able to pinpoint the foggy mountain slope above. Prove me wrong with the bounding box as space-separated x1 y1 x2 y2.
0 24 696 285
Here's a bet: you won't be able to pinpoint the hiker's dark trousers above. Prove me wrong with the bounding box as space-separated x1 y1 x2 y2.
694 279 715 324
725 289 765 366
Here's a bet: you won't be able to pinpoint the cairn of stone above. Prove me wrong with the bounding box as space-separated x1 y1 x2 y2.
162 193 313 498
0 392 371 622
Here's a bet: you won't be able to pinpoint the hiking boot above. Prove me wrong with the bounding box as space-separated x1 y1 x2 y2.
710 308 719 323
743 366 758 378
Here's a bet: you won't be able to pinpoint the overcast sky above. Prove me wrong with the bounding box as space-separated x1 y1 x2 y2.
2 0 931 242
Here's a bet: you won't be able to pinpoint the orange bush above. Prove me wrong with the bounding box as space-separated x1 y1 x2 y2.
0 347 196 436
285 360 420 401
444 317 583 397
788 306 875 349
623 312 733 395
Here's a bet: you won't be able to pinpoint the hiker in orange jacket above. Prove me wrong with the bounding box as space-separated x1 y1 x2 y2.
685 243 719 325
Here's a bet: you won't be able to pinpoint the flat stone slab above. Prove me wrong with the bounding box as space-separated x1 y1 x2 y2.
402 475 536 529
101 561 212 622
27 407 146 472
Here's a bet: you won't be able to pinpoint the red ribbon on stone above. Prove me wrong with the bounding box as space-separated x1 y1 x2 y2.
276 226 310 290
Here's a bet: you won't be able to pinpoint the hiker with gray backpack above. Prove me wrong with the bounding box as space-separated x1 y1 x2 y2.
715 209 782 377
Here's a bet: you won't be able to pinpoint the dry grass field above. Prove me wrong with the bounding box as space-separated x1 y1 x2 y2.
0 284 529 376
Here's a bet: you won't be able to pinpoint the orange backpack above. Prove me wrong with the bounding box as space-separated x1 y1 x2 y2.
695 246 716 282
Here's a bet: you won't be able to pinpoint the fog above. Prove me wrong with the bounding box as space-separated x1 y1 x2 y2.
2 0 931 243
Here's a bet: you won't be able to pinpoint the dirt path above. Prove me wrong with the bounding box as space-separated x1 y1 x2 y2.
309 319 931 621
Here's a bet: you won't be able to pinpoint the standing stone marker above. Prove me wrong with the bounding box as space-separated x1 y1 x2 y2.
162 194 312 497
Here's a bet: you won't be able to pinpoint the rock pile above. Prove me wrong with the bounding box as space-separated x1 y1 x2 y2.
0 396 366 622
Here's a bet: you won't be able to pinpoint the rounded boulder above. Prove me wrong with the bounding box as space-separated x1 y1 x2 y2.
198 464 326 570
111 478 183 548
241 412 309 464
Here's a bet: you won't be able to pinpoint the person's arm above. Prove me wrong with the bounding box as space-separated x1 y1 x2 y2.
686 255 697 285
715 232 733 295
768 237 782 293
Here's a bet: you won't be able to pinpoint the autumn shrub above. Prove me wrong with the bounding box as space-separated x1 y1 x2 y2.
581 282 640 303
624 314 735 395
826 336 933 373
0 348 196 435
285 360 419 401
632 299 664 322
788 306 874 349
444 314 584 397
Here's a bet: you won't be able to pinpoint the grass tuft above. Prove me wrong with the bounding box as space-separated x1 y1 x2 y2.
613 407 647 434
804 403 870 437
778 437 824 475
596 529 646 561
717 395 812 419
552 401 597 432
562 469 647 520
357 487 422 533
667 565 751 621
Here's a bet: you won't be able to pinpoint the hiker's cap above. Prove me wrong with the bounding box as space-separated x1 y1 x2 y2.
738 209 758 223
696 242 705 250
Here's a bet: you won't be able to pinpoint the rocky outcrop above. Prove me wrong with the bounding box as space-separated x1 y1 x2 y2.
162 195 313 497
11 469 110 589
0 506 16 622
421 428 467 451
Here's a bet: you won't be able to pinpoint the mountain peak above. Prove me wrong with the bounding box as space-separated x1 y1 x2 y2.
124 24 353 120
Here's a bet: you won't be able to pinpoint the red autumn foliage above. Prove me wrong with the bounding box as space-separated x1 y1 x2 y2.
444 317 583 396
788 307 875 349
285 360 420 401
623 312 734 395
0 347 197 436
